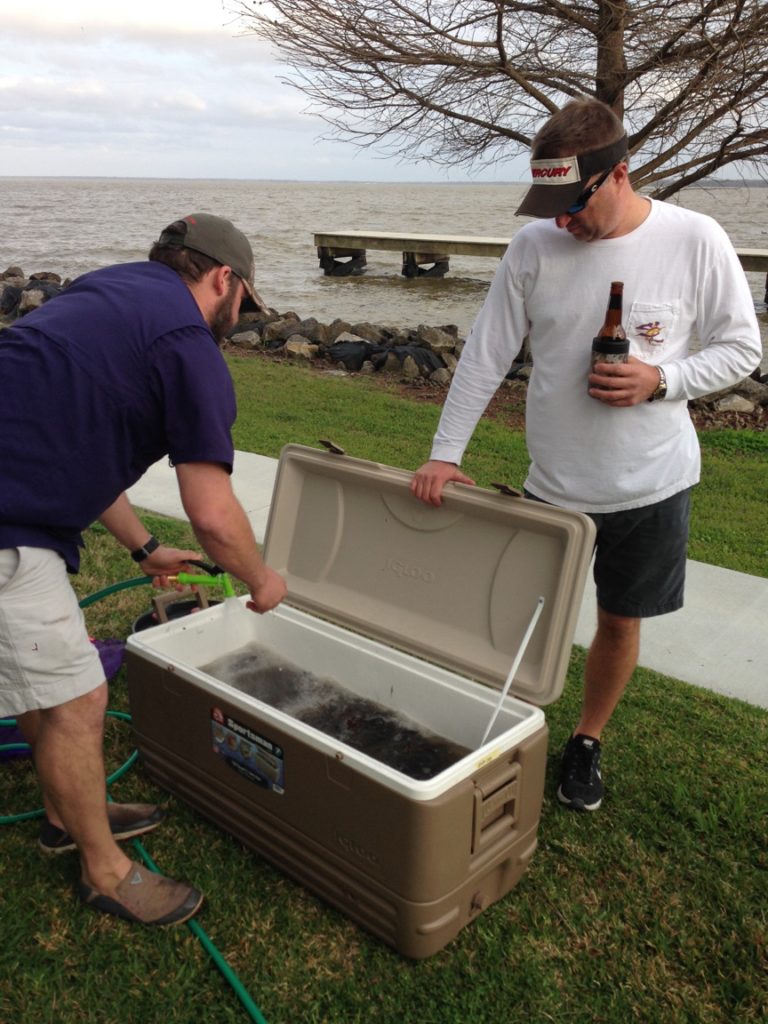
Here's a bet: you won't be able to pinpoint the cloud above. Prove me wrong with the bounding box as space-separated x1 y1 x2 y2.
0 7 526 180
0 14 306 165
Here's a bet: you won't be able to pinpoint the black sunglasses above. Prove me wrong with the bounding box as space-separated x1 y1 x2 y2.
566 165 616 215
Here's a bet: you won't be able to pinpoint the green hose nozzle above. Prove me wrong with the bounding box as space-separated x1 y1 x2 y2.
172 571 236 599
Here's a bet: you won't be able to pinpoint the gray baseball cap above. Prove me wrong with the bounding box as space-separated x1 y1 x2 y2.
156 213 267 312
516 134 629 218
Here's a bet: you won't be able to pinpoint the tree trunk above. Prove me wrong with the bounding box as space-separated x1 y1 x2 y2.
595 0 627 117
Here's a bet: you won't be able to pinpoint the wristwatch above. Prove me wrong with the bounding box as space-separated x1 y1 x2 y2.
130 535 160 562
648 366 667 402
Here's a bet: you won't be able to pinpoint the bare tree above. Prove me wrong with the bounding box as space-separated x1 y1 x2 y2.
229 0 768 197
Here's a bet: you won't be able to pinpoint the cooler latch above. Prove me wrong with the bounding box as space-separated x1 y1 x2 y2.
491 482 523 498
471 761 520 855
319 438 346 455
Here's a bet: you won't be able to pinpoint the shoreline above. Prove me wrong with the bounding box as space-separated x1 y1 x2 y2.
229 344 768 434
2 262 766 432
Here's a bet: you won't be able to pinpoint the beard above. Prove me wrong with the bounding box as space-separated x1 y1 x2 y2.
208 279 240 346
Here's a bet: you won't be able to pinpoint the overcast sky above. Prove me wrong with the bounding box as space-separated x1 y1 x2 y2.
0 1 527 182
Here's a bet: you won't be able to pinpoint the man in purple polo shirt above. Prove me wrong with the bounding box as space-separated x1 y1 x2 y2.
0 213 287 926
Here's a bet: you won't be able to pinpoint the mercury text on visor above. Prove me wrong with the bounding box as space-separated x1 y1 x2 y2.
532 167 572 178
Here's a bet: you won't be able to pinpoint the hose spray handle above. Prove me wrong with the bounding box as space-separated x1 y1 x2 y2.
168 571 236 599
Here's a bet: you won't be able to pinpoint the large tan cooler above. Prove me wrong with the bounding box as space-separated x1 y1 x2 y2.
126 444 595 958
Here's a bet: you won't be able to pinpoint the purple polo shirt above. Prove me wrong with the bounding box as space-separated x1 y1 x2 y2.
0 261 236 571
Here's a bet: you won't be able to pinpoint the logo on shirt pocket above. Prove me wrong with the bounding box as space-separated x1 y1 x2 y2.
635 320 665 344
627 303 679 360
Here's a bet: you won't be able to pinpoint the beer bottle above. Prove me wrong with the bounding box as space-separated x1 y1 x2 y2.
590 281 629 373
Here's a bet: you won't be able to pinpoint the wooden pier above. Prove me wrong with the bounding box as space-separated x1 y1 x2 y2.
314 231 511 278
313 230 768 298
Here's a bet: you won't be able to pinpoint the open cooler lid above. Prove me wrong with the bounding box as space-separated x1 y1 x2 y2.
262 444 595 706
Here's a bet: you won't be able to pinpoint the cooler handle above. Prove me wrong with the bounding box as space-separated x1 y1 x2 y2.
471 761 520 855
150 587 209 623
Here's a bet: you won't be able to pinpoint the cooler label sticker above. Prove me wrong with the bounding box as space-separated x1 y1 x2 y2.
210 706 285 794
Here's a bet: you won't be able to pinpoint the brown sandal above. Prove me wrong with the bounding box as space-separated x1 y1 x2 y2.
40 802 166 855
78 861 203 926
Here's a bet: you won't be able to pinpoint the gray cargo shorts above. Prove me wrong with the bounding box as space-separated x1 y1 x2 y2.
524 488 691 618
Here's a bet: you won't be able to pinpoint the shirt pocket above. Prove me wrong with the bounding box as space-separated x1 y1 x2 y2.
626 302 680 363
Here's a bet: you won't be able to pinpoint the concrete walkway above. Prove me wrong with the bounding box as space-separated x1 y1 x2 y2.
128 452 768 711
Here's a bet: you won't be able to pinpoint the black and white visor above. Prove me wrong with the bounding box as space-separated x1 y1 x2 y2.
516 134 629 218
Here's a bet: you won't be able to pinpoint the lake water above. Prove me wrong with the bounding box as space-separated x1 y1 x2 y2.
2 176 766 363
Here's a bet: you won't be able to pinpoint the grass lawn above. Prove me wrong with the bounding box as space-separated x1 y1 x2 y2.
226 356 768 578
1 357 766 1024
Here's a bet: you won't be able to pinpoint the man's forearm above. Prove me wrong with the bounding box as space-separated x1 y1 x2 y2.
188 500 269 589
175 462 271 592
430 349 505 463
97 493 154 552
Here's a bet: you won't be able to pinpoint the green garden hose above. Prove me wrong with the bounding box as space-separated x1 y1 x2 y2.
77 574 153 608
134 838 269 1024
0 710 137 824
0 574 268 1024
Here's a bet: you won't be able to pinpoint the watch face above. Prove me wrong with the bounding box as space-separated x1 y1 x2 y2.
648 370 666 402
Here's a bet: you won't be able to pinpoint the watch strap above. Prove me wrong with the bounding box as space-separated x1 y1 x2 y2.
130 536 160 562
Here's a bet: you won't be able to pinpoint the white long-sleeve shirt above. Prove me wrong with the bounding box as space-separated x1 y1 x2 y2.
430 199 762 512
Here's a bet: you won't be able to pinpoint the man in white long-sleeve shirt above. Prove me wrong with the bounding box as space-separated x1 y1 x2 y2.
411 97 762 811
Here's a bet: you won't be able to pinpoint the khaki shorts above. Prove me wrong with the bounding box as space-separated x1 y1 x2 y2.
0 547 105 716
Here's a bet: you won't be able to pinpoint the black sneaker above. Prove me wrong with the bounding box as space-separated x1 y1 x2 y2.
557 734 604 811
